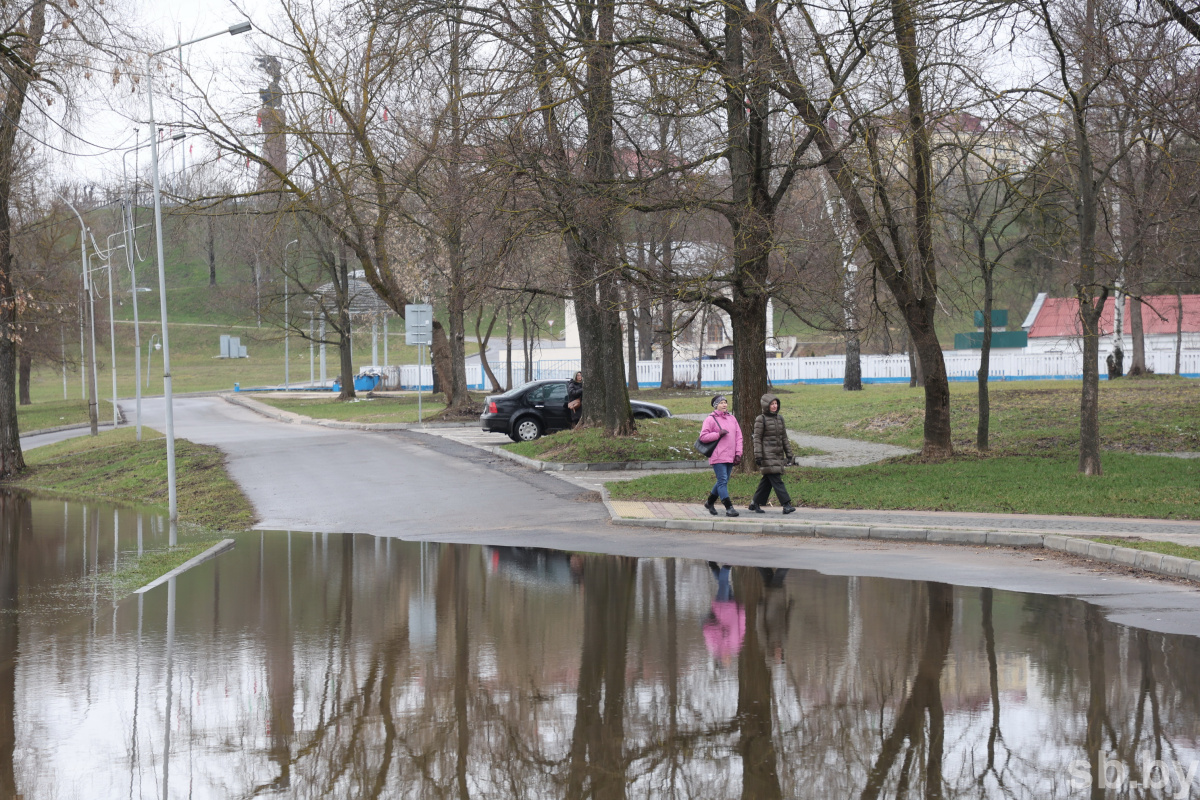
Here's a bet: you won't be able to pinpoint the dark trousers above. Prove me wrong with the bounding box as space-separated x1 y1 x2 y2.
752 473 792 507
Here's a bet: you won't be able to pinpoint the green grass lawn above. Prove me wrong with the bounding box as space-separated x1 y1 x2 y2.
607 451 1200 519
18 398 118 432
253 391 484 422
634 378 1200 455
8 427 256 530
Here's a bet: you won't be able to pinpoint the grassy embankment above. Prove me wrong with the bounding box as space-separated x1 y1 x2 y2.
17 398 118 431
7 428 256 593
255 391 486 423
607 378 1200 519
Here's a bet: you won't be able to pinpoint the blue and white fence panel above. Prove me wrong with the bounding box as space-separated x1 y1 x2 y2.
379 349 1199 391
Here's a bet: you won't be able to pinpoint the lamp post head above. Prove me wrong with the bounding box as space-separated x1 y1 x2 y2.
228 21 252 36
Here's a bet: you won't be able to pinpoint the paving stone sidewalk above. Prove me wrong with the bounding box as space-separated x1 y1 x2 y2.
674 413 914 466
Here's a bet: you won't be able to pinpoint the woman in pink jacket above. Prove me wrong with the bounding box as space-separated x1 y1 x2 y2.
698 394 742 517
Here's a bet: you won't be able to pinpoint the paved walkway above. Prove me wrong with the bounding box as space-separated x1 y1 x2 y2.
675 413 914 466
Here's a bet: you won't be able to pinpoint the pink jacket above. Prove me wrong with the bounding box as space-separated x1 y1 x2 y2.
699 410 743 465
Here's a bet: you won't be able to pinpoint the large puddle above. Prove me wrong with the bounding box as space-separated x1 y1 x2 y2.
3 493 1200 798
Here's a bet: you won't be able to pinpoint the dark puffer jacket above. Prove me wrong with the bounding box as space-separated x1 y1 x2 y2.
752 393 793 474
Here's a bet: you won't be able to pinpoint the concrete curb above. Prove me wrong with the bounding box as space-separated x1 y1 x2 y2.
487 444 708 473
596 486 1200 584
134 538 236 594
224 393 478 431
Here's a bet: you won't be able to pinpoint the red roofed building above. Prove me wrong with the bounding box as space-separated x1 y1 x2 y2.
1022 293 1200 362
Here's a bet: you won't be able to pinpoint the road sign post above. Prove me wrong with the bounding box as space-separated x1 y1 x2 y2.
405 304 434 424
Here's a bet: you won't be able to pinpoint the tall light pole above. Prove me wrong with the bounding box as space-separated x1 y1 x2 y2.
147 20 252 532
121 139 165 441
284 239 298 389
55 193 99 435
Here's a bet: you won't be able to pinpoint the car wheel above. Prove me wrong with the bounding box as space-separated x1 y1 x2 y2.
513 417 543 442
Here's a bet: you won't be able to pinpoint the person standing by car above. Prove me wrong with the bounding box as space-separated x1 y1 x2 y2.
699 394 742 517
566 372 583 427
748 393 796 514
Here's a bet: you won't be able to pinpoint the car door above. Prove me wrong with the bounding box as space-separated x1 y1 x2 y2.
539 382 571 431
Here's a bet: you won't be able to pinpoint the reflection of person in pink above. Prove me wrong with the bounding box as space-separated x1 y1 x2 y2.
703 564 746 666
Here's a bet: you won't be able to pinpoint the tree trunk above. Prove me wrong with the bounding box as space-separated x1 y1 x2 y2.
636 286 654 360
0 1 45 475
567 0 633 437
1175 289 1183 376
1129 295 1146 374
626 285 639 392
505 309 513 390
475 307 501 392
17 352 30 406
772 0 952 457
725 293 769 474
659 296 675 389
445 266 470 409
336 246 356 401
977 262 993 452
207 214 217 286
443 9 471 412
844 335 862 391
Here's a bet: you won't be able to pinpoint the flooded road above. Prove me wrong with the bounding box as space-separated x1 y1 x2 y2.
3 492 1200 799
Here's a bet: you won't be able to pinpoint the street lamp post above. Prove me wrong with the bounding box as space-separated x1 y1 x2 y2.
55 194 99 435
284 239 298 389
147 20 252 532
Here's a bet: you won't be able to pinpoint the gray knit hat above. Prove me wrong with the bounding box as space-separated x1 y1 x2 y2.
711 394 727 408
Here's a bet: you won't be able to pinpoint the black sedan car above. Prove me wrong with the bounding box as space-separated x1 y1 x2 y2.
480 379 672 441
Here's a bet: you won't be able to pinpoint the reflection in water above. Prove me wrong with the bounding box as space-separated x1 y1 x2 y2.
2 498 1200 798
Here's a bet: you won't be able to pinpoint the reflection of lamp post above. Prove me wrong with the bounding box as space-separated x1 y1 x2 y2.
284 239 298 389
147 21 252 531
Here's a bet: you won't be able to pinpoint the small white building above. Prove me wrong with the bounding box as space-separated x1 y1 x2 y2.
1023 292 1200 359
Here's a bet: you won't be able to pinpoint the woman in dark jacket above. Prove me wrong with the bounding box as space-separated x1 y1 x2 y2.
566 372 584 427
748 393 796 513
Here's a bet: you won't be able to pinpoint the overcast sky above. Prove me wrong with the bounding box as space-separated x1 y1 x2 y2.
54 0 262 186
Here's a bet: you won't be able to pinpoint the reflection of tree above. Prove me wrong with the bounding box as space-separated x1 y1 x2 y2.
565 556 637 800
0 493 28 798
977 588 1014 795
734 567 782 800
1084 605 1107 800
861 582 953 800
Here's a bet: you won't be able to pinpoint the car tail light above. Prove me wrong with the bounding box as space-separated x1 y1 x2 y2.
488 401 498 413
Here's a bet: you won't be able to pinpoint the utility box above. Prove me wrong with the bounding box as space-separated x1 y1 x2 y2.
219 335 248 358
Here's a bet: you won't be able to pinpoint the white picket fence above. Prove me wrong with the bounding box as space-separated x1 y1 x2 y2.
371 349 1200 390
